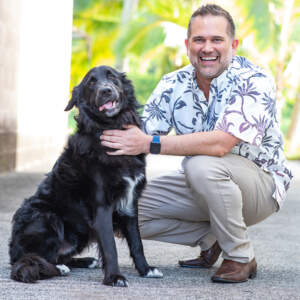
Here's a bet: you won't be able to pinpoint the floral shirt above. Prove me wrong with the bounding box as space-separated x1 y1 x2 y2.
142 56 293 208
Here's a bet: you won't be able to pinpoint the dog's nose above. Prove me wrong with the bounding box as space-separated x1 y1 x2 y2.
100 87 112 97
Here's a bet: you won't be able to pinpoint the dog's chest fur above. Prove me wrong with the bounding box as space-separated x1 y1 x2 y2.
116 173 145 216
63 133 146 217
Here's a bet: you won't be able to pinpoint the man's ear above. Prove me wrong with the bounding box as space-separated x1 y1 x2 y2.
185 39 189 56
232 39 239 56
64 86 80 111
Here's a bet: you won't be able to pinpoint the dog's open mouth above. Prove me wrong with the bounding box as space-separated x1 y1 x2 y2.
99 100 118 112
99 100 121 117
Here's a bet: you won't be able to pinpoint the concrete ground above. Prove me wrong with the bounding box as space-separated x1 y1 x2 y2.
0 155 299 300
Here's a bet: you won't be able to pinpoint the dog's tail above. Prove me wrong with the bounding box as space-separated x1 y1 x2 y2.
11 253 61 283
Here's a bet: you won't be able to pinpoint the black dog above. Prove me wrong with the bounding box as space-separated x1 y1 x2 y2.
9 66 162 287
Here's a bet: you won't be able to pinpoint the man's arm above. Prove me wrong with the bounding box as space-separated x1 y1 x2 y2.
100 125 240 157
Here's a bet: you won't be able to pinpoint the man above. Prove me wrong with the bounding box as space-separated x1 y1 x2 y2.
100 4 293 283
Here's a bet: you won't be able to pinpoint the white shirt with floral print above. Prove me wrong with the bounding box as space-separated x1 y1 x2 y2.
142 56 293 208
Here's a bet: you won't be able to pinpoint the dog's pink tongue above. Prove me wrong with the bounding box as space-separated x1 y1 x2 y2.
99 101 113 111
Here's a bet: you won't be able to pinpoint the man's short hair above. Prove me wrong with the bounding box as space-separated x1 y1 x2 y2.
187 4 236 39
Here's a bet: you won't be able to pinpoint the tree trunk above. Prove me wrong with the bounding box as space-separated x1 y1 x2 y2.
275 0 294 120
115 0 139 71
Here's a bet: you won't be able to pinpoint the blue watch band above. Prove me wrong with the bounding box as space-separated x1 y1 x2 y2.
152 135 160 144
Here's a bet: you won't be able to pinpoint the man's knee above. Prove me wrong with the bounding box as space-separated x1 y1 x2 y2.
184 155 242 210
184 155 229 189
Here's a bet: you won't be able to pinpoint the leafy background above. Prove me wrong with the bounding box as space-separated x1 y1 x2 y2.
71 0 300 158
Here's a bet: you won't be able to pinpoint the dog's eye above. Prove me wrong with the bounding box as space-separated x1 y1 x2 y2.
112 78 119 85
89 76 97 86
107 74 119 86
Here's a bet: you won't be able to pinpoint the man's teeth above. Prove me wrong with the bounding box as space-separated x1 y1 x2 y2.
201 57 217 61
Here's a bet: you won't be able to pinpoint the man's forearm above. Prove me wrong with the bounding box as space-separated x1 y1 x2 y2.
100 126 240 157
152 130 240 157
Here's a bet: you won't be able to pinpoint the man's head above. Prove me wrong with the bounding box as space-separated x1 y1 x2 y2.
187 4 236 39
185 4 239 82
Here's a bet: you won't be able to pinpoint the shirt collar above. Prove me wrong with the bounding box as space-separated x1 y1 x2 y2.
191 56 236 93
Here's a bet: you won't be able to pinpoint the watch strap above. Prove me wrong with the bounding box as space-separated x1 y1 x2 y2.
150 135 161 154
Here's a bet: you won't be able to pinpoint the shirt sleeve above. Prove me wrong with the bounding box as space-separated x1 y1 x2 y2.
215 74 277 146
142 75 173 135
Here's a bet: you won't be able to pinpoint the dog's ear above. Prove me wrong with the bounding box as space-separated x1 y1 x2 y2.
121 72 137 103
64 86 81 111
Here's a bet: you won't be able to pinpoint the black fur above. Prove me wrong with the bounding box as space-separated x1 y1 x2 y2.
9 66 162 287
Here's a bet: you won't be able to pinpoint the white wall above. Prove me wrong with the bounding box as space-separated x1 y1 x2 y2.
0 0 73 171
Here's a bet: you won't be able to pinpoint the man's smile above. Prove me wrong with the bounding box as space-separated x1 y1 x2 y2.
200 56 218 61
199 56 219 67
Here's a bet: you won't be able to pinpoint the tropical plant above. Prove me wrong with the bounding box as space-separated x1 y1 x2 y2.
234 0 300 155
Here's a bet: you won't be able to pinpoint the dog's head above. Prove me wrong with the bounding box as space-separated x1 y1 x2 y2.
65 66 137 118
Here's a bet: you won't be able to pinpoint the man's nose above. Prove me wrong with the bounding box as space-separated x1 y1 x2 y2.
202 41 214 53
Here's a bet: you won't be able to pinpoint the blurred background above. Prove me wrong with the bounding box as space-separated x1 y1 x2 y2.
71 0 300 156
0 0 299 173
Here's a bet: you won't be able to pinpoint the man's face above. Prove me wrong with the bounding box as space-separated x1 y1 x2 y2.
185 15 239 81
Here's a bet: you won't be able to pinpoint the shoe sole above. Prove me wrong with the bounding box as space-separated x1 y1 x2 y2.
211 272 257 283
178 263 211 269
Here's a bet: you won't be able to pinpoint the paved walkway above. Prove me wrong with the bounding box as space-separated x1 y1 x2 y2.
0 156 299 300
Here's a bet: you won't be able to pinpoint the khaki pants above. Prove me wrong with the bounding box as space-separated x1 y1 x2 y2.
138 153 278 263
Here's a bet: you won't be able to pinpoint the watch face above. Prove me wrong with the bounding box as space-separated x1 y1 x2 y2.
150 142 161 154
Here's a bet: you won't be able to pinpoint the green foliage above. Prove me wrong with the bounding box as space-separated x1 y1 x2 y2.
281 99 294 136
129 71 159 107
143 0 192 27
290 18 300 43
114 12 166 58
73 0 98 13
71 0 189 112
71 0 122 89
239 0 273 50
127 46 188 106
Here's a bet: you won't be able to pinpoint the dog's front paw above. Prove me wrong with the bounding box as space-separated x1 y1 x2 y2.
143 267 163 278
103 274 128 287
88 258 101 269
56 264 70 276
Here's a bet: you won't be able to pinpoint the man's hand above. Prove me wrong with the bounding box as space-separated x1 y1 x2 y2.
100 125 152 155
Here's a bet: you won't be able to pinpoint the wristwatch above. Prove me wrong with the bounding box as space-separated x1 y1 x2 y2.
150 135 161 154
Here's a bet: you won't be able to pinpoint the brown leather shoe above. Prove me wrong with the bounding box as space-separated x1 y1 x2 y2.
178 242 222 268
211 258 257 283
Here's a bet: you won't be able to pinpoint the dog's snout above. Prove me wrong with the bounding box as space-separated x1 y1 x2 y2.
100 86 113 97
